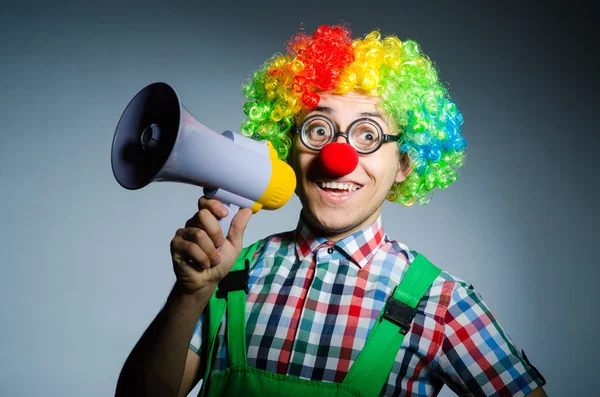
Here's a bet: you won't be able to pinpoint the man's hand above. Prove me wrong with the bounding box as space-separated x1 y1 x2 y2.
170 197 253 294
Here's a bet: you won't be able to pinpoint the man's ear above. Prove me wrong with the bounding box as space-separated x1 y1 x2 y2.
394 153 413 183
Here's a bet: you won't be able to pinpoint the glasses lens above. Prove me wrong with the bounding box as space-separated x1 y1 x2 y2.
302 116 333 149
349 120 382 153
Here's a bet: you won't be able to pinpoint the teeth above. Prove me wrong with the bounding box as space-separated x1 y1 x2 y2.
319 181 360 191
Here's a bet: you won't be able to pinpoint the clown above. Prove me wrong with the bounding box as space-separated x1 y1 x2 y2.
241 25 466 208
116 25 547 397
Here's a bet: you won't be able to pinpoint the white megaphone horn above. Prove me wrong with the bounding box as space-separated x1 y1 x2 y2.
111 82 296 237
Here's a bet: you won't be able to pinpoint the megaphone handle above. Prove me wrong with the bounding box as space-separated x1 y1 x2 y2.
217 202 239 247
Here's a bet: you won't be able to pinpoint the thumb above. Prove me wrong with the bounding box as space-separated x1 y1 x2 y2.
226 208 253 251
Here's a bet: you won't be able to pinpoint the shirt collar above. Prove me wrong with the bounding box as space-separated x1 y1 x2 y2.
294 213 385 269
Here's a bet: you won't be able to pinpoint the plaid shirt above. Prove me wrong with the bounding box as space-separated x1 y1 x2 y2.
190 215 545 396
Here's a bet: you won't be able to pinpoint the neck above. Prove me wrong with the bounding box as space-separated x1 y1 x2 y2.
300 208 382 242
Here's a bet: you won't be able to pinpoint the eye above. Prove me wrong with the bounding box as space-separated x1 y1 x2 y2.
359 131 376 141
303 118 332 148
308 125 330 140
313 126 328 136
351 121 381 152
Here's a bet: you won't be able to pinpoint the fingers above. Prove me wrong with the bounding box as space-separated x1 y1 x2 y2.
172 197 253 279
185 209 225 249
227 208 253 251
171 235 212 270
183 227 222 266
175 197 232 269
198 196 229 218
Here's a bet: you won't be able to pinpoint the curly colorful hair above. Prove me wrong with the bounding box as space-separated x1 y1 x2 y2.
240 25 467 206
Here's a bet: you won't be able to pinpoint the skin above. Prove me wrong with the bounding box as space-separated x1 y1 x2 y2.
289 91 412 241
115 196 253 397
117 91 546 397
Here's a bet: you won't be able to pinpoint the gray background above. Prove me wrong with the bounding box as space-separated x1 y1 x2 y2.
1 0 597 395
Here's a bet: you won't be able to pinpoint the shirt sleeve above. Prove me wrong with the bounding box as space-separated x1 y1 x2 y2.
189 312 204 356
437 280 546 396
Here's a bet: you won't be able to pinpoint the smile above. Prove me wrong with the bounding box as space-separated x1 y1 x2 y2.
319 181 361 192
315 180 363 203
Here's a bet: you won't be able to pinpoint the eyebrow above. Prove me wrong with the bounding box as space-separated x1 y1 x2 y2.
312 107 387 123
358 111 386 122
313 106 333 114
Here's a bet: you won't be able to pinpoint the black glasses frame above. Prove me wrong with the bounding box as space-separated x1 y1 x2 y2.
295 114 401 154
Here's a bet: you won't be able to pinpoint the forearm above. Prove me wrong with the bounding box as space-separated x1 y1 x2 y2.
115 282 215 397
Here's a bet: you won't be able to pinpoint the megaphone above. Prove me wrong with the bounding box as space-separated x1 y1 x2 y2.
111 82 296 236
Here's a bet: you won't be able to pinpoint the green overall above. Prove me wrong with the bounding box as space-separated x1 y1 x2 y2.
199 241 441 397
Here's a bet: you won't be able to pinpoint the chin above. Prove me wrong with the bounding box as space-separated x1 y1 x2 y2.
304 207 363 235
298 184 379 237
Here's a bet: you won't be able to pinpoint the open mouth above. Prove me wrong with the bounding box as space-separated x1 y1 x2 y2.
316 180 363 196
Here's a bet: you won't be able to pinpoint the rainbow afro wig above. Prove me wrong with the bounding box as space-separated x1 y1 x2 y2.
240 25 467 206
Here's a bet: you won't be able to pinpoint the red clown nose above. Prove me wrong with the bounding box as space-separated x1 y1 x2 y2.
319 142 359 176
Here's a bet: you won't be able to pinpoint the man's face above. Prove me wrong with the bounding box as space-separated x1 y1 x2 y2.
289 91 412 240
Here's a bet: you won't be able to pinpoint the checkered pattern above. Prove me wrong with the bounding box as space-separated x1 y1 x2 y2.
190 216 545 396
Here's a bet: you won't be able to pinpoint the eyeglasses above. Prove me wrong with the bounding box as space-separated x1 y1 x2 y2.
295 115 401 154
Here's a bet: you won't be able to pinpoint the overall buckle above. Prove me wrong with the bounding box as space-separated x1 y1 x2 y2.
216 259 250 299
382 297 417 335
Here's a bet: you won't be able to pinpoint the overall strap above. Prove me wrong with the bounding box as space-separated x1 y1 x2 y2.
199 240 263 397
226 240 262 366
342 254 441 396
